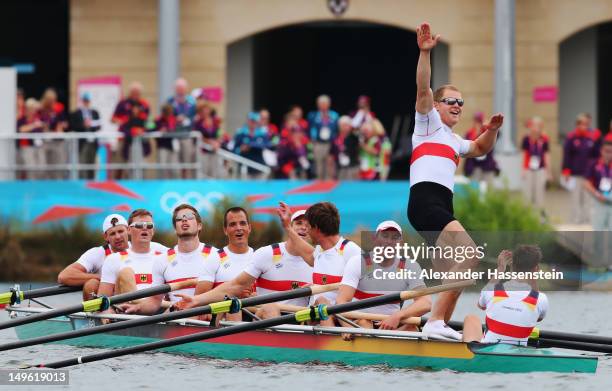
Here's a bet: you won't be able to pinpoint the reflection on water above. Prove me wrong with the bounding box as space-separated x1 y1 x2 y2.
0 284 610 391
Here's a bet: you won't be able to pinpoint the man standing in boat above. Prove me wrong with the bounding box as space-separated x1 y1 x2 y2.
118 204 221 315
336 220 431 339
175 205 314 319
462 246 549 345
58 213 167 300
408 22 503 338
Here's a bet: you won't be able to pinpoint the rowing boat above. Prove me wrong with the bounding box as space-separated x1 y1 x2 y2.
4 306 597 373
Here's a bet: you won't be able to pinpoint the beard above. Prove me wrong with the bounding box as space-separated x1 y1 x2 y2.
177 231 198 239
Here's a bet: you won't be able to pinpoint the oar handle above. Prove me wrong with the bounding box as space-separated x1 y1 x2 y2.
399 280 475 301
309 283 340 295
168 279 199 291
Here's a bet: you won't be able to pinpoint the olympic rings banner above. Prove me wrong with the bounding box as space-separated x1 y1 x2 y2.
0 180 463 233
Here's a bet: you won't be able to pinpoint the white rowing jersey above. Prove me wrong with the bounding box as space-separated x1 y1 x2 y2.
410 108 471 192
199 246 254 288
151 243 219 303
341 253 426 315
244 242 313 306
479 281 548 345
100 248 161 290
76 241 168 274
312 237 361 304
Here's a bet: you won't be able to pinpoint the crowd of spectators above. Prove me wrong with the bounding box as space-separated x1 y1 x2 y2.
15 78 392 182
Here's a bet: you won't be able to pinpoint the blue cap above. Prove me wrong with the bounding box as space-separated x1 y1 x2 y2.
247 112 260 122
81 92 92 101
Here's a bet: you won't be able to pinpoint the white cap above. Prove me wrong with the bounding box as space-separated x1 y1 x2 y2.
102 214 128 233
291 210 307 222
376 220 402 234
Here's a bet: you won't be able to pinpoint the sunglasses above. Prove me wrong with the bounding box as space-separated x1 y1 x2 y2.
129 222 154 230
174 212 196 222
439 97 465 107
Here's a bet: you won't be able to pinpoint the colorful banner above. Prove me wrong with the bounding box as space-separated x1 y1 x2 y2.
0 180 427 233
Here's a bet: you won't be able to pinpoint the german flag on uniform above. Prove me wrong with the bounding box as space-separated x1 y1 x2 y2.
218 248 229 263
337 239 350 255
201 244 212 258
119 251 129 262
272 243 282 263
134 273 152 284
167 248 176 262
492 282 509 303
522 290 539 311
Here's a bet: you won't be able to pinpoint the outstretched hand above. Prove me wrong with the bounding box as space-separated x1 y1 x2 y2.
497 250 513 271
416 22 440 51
484 113 504 132
277 202 292 229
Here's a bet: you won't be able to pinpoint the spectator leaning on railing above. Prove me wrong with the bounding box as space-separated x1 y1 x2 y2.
232 112 271 178
194 101 223 178
69 92 101 179
154 103 180 179
39 88 68 179
168 78 197 178
16 98 46 179
307 95 339 180
562 113 600 224
111 82 150 179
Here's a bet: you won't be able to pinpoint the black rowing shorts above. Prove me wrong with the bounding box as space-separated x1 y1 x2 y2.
407 181 456 245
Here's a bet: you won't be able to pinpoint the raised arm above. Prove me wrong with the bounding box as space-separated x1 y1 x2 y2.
278 202 314 266
415 23 440 115
57 263 100 286
463 114 504 158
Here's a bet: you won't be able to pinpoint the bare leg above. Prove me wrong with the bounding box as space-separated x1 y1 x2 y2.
225 312 243 322
462 314 483 342
115 267 137 295
255 303 281 319
82 279 100 300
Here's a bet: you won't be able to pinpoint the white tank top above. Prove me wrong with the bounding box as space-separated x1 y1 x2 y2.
479 281 549 345
410 108 471 192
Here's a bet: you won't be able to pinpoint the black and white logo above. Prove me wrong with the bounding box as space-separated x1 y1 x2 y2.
327 0 349 17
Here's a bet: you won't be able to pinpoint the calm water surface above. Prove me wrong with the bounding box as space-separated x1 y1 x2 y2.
0 283 610 391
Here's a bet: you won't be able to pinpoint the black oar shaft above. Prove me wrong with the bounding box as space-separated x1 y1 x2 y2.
1 286 321 351
528 338 612 354
537 330 612 345
0 284 176 331
0 285 81 305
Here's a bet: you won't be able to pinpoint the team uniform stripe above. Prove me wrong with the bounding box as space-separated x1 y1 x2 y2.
257 278 308 291
485 316 535 338
410 142 460 166
166 277 197 288
313 273 342 285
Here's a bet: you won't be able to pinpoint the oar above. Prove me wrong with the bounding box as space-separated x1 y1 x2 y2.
0 285 81 305
35 280 474 368
528 338 612 354
0 283 340 352
0 280 197 331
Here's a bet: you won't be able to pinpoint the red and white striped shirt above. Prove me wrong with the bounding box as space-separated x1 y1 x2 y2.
410 108 471 192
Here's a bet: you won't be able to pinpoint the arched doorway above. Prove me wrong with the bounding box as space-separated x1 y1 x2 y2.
226 20 449 178
559 22 612 136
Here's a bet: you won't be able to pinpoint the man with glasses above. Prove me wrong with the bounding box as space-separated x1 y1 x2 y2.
118 204 221 315
336 221 430 339
408 22 503 338
98 209 163 300
58 213 167 300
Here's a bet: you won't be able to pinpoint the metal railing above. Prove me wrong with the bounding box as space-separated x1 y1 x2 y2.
0 131 271 180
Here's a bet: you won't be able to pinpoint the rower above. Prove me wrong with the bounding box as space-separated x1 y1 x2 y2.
57 214 129 300
98 209 163 303
408 22 503 338
118 204 220 315
293 202 361 327
194 207 255 321
462 245 549 345
58 213 168 300
175 206 313 320
336 220 431 338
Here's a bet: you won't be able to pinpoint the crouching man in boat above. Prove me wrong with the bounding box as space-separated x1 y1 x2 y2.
336 220 431 340
58 213 168 300
118 204 221 315
97 209 164 308
174 205 314 319
462 245 549 345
